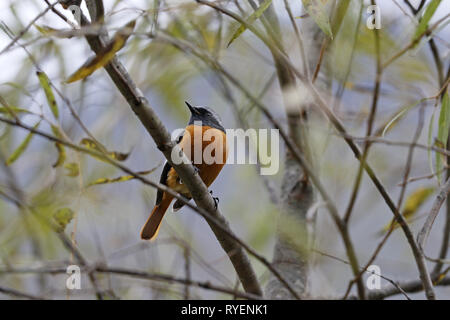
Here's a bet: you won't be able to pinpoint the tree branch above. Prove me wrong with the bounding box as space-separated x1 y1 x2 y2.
0 286 45 300
366 277 450 300
0 265 261 300
417 177 450 255
76 0 262 296
1 112 291 297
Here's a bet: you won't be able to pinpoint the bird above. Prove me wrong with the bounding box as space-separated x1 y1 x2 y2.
140 101 228 240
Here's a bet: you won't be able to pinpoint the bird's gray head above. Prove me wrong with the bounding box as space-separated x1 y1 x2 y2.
185 101 225 132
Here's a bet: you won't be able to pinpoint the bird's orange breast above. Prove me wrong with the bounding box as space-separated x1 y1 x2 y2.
166 125 227 197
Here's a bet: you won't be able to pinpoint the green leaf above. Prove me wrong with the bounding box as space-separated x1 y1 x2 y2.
80 138 130 162
53 143 66 168
227 0 273 47
302 0 333 39
5 121 41 166
0 107 31 114
379 99 425 137
402 186 436 220
64 162 79 177
53 208 74 232
51 125 66 168
34 24 73 39
65 20 136 83
87 167 159 187
35 24 62 36
331 0 350 35
36 71 59 119
436 92 450 183
435 268 450 284
378 186 435 235
414 0 442 40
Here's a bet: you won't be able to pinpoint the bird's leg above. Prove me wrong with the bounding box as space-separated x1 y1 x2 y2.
209 190 219 210
191 162 200 175
193 166 200 174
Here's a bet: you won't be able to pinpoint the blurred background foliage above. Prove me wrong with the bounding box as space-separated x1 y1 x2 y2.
0 0 449 299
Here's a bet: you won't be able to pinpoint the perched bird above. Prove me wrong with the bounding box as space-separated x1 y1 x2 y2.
140 102 227 240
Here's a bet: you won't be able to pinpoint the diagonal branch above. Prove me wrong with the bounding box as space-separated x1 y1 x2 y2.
0 113 303 299
191 0 435 299
0 265 261 300
417 177 450 254
366 276 450 300
72 0 263 296
0 286 45 300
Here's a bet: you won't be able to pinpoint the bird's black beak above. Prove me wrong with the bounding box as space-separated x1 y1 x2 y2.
185 101 196 114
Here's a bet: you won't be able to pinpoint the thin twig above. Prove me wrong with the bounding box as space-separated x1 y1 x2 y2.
0 265 260 300
0 286 46 300
72 0 264 296
0 115 299 299
0 1 61 55
417 177 450 254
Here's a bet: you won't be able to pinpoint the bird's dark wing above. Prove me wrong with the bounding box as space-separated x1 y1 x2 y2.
173 197 190 212
155 131 184 205
156 161 171 205
175 131 184 144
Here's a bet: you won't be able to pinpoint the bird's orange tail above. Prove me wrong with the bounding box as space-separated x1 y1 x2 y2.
140 197 172 240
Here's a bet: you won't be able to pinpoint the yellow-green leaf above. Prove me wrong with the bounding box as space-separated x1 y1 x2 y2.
50 125 66 168
52 142 66 168
436 92 450 183
109 150 129 161
87 167 159 187
35 24 64 37
0 107 31 114
379 186 435 235
80 138 130 162
80 138 100 150
402 187 436 219
36 71 59 119
227 0 273 47
5 121 41 166
302 0 333 39
378 99 425 137
331 0 350 36
53 208 74 232
434 268 449 285
414 0 442 41
65 20 136 83
64 162 79 177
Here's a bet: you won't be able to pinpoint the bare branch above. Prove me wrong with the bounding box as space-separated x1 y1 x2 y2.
74 0 263 296
366 277 450 300
417 178 450 254
0 265 260 300
0 286 45 300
